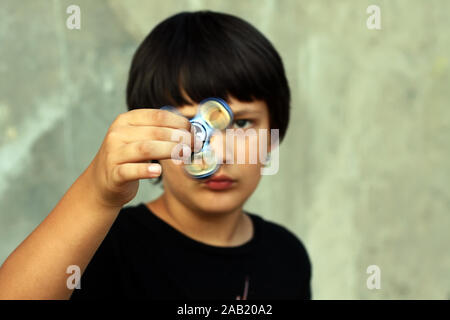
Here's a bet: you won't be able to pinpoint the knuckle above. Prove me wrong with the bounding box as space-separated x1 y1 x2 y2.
104 135 118 152
116 165 125 181
152 109 167 123
106 129 120 142
113 165 127 185
138 141 153 157
114 112 126 125
150 127 164 141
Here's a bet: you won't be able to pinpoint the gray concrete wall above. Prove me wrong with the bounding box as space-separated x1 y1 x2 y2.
0 0 449 299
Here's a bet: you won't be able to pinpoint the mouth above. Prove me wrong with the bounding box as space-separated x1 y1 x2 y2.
202 174 236 191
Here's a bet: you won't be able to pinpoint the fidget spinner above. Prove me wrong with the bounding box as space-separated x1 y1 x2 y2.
161 97 234 179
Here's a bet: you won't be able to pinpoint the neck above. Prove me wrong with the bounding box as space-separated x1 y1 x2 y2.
147 192 253 247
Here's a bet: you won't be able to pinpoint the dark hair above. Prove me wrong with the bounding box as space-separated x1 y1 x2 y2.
126 10 291 184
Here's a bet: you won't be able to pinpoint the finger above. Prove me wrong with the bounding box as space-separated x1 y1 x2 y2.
112 163 162 185
117 109 191 131
114 126 195 149
113 140 191 164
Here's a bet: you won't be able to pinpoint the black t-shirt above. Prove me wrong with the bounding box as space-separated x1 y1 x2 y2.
70 203 312 300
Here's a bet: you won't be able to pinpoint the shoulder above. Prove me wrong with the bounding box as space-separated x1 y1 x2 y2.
118 202 146 217
249 213 312 274
114 202 154 226
250 212 309 253
100 203 154 242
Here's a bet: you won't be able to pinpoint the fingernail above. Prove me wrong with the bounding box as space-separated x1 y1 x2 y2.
148 164 161 174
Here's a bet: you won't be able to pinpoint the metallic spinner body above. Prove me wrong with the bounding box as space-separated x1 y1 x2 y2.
162 97 234 179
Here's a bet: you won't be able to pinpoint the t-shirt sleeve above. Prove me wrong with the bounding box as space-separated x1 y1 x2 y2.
69 215 123 300
287 230 312 300
299 245 312 299
274 222 313 300
262 217 313 300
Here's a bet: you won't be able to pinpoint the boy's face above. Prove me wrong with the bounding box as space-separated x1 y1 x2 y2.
159 96 272 215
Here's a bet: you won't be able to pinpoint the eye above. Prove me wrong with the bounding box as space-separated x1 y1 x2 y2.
232 119 253 129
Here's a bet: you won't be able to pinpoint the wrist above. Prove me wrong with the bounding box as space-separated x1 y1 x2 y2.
80 163 123 212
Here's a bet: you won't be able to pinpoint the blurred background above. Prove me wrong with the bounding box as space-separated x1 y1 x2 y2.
0 0 449 299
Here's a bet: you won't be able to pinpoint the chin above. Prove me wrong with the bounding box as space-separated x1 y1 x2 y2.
192 192 244 215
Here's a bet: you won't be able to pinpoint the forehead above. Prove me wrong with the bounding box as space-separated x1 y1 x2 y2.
176 97 268 117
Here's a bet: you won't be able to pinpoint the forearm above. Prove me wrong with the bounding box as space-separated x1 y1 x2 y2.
0 165 121 300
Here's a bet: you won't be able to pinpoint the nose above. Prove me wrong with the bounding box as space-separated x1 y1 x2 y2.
208 129 234 165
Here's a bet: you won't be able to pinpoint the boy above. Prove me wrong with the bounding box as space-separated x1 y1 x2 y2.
0 10 311 300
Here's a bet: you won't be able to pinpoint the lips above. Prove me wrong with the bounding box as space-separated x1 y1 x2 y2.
203 174 236 190
205 174 234 182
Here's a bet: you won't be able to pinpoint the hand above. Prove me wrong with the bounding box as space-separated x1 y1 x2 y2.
85 108 193 208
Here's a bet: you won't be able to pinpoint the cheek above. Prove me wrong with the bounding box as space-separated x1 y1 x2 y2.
240 162 263 184
160 158 181 172
160 159 189 185
243 131 271 165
